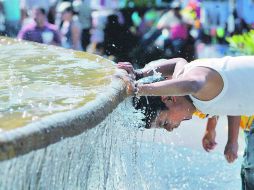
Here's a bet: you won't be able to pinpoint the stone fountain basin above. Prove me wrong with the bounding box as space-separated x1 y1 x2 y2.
0 37 127 161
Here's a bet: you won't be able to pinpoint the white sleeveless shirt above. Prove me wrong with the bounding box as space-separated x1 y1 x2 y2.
181 56 254 116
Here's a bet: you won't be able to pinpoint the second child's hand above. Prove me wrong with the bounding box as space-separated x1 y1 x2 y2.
117 62 144 80
117 62 136 80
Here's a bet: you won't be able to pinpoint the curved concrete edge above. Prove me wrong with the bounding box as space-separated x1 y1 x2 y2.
0 75 128 161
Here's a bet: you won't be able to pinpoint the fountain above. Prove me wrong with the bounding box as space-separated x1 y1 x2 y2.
0 37 243 189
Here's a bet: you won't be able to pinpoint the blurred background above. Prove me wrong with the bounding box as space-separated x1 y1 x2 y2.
0 0 254 68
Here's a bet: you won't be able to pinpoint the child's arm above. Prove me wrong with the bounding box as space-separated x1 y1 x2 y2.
202 116 219 152
141 58 188 78
136 76 203 96
224 116 240 163
117 58 188 79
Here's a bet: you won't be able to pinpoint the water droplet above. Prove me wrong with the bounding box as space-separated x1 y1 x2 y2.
22 111 27 118
32 116 39 121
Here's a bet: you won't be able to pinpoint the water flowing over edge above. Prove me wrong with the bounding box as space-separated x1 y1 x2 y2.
0 98 242 190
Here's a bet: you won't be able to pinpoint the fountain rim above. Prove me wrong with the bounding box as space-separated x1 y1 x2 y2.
0 72 127 161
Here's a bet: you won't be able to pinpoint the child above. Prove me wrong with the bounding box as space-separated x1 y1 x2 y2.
117 56 254 164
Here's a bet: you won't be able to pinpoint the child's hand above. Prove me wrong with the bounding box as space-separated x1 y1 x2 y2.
202 130 217 152
117 62 136 79
114 72 136 96
224 141 238 163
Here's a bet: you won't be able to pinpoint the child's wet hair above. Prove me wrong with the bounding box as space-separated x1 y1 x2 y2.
132 76 168 128
133 96 168 128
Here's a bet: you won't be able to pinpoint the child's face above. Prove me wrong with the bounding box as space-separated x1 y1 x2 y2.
154 99 192 132
155 110 181 131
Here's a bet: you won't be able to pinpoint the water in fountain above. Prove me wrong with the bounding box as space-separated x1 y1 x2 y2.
0 37 115 131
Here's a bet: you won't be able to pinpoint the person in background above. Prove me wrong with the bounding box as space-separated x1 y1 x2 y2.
103 12 136 62
20 0 54 12
158 3 188 57
103 14 125 60
239 115 254 190
47 4 57 25
2 0 22 37
88 10 106 55
59 6 82 50
78 0 92 51
0 1 5 36
18 7 61 46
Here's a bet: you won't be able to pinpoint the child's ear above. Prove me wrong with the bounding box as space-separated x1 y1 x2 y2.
161 96 173 103
161 96 168 103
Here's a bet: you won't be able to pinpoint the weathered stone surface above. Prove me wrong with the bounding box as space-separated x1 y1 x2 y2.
0 37 127 161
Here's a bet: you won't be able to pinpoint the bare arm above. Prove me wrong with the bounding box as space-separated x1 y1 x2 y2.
141 58 188 78
227 116 240 143
206 116 219 131
224 115 240 163
136 76 203 96
117 58 188 79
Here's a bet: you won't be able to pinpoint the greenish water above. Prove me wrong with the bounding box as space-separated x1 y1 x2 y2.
0 37 116 131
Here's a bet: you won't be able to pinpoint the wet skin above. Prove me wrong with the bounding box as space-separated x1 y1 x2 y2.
154 97 193 132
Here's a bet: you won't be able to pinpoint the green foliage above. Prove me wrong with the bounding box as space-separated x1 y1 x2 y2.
226 30 254 55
